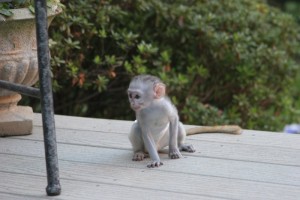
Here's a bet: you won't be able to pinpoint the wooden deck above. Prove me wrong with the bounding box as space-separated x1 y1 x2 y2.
0 113 300 200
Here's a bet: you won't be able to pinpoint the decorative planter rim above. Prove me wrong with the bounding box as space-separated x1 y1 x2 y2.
1 7 62 22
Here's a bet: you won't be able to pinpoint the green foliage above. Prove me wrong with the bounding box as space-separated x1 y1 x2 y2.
284 1 300 22
0 0 31 17
268 0 300 23
0 0 62 17
25 0 300 131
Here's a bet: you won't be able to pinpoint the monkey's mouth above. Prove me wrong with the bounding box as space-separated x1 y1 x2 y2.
131 105 142 111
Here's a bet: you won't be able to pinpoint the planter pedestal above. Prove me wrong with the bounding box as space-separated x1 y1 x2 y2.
0 106 33 136
0 93 32 136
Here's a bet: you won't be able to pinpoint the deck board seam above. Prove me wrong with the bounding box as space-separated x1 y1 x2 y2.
185 154 300 167
187 138 300 150
33 125 128 135
0 191 50 200
2 138 300 167
1 153 300 188
20 127 300 150
8 134 300 153
0 170 234 200
1 138 300 168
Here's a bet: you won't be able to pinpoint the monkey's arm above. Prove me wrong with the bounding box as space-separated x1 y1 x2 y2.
186 125 242 135
168 116 182 159
141 129 163 167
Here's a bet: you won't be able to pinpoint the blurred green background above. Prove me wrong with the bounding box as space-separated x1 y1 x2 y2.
21 0 300 131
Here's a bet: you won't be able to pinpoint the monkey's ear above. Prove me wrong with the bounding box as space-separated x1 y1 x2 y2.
153 83 166 99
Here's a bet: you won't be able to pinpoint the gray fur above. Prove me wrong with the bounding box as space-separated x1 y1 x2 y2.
128 75 195 168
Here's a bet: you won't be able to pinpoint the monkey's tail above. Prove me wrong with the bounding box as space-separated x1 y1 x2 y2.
186 125 242 135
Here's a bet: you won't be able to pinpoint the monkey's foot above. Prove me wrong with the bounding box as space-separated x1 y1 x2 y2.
132 152 148 161
180 144 196 153
169 148 182 159
147 161 163 168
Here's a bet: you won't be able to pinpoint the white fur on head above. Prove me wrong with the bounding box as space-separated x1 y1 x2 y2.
129 75 166 99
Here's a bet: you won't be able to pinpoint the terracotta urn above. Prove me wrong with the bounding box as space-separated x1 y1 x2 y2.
0 7 60 136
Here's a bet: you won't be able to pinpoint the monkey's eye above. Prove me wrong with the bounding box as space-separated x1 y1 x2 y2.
128 93 132 98
134 94 140 99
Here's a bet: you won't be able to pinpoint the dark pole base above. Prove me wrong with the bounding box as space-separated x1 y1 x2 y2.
46 183 61 196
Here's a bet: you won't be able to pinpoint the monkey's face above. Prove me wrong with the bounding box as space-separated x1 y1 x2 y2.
127 79 157 112
127 90 148 111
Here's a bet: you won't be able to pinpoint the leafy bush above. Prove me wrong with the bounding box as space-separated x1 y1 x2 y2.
268 0 300 23
0 0 62 17
23 0 300 131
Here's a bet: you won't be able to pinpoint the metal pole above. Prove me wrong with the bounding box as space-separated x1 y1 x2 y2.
34 0 61 196
0 80 40 98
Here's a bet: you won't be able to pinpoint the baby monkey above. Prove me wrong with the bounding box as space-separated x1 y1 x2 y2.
128 75 242 168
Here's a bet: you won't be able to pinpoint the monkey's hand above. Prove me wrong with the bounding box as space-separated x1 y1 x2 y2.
147 160 163 168
169 148 182 159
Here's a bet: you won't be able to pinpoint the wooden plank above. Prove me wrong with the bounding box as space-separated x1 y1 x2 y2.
19 125 300 151
188 130 300 150
1 114 299 200
11 128 300 166
0 192 49 200
33 113 132 133
1 154 300 200
0 172 212 200
31 113 300 150
1 140 300 187
19 126 133 149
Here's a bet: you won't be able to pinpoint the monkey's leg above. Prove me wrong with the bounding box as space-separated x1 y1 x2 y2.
129 121 148 161
178 122 196 153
